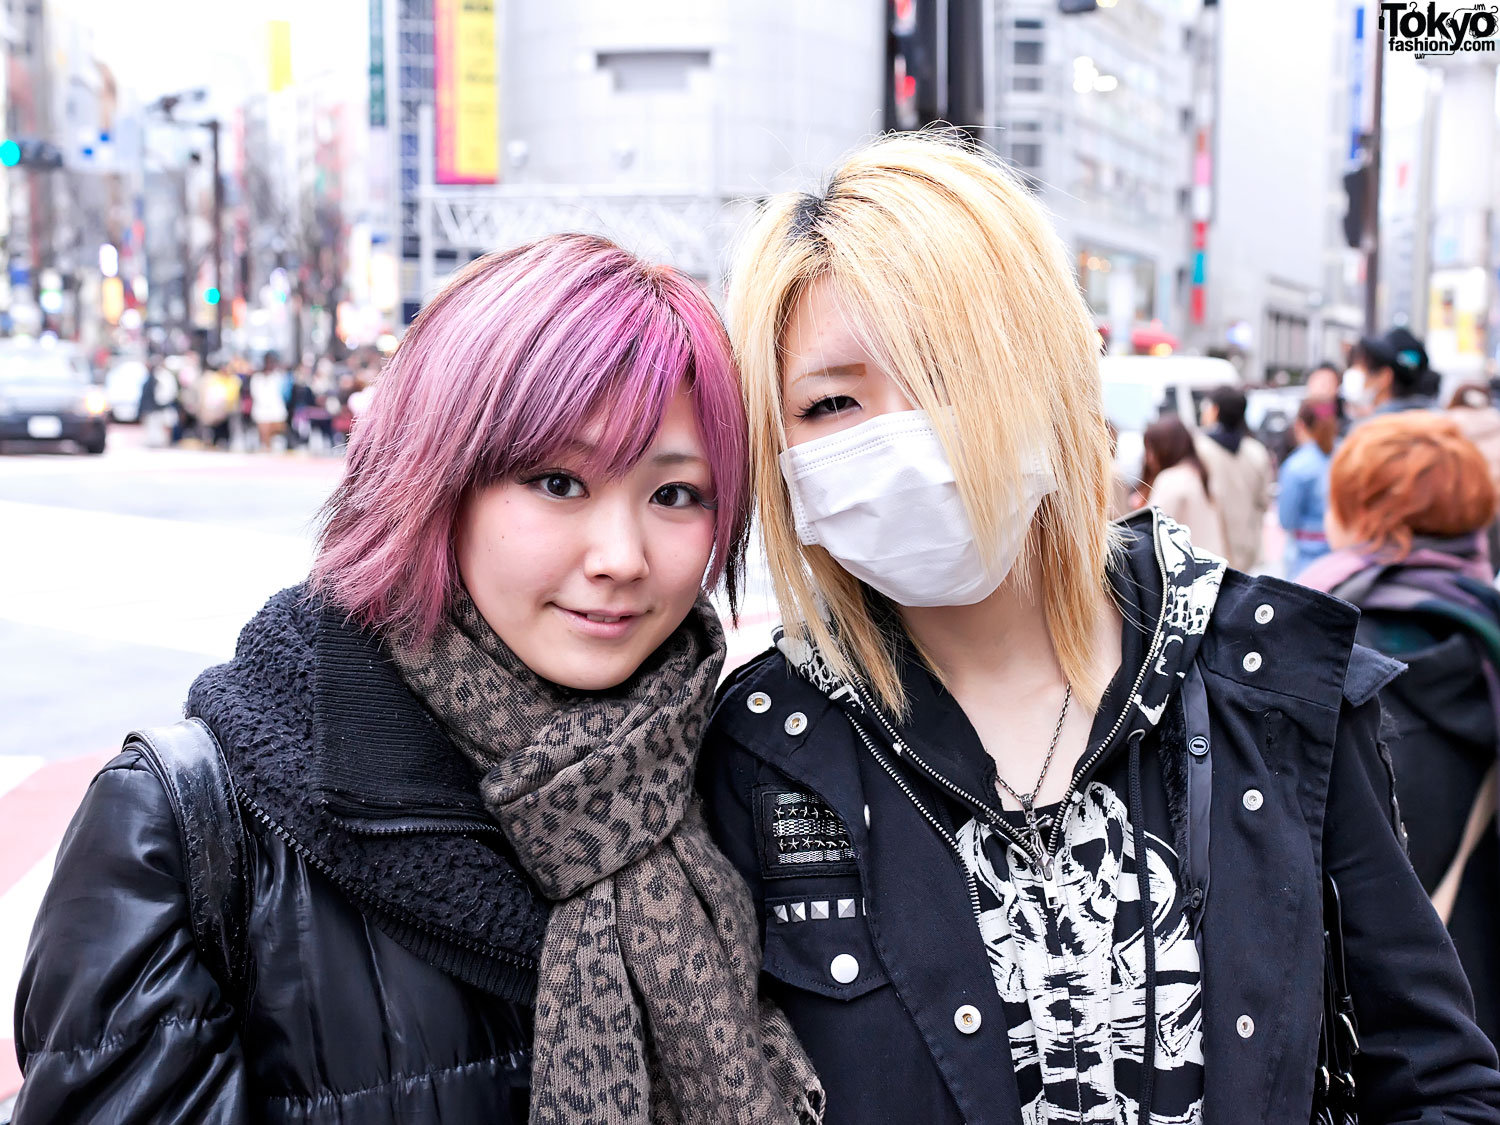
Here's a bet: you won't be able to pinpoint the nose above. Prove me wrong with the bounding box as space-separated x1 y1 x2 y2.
583 494 650 584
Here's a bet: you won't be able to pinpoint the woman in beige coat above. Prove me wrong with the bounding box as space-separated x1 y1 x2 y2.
1137 414 1227 557
1195 386 1275 571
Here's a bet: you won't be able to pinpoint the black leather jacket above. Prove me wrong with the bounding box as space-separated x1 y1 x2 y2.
13 588 544 1124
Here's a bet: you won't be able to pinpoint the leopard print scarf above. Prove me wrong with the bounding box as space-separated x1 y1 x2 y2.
391 592 824 1125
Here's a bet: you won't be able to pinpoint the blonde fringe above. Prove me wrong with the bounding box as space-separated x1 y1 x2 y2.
728 133 1121 718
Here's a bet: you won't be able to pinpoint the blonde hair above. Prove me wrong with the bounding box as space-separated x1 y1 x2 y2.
727 132 1118 715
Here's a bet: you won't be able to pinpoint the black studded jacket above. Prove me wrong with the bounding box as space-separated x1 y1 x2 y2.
698 512 1500 1125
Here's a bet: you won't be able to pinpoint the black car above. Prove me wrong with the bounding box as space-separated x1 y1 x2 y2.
0 345 109 454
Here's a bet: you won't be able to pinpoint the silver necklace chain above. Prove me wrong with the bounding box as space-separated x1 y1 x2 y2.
994 684 1072 879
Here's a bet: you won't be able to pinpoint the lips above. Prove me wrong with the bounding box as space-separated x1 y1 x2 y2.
554 604 647 639
567 609 640 623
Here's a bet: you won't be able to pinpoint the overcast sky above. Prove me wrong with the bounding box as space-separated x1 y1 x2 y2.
61 0 367 110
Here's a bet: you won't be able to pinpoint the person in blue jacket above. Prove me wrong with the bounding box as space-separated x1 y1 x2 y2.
1279 396 1338 578
699 133 1500 1125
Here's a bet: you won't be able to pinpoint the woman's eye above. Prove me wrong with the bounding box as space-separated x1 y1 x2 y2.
653 483 709 509
797 394 858 420
530 472 585 499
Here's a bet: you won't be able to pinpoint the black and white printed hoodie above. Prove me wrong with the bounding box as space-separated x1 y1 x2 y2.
698 510 1500 1125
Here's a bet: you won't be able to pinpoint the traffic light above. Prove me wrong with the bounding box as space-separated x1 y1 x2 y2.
0 139 63 169
1342 164 1369 249
203 286 222 306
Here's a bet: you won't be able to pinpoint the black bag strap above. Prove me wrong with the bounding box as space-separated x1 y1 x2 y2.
126 718 251 1011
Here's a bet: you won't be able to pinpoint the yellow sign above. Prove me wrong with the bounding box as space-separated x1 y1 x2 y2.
435 0 499 184
268 21 293 93
101 277 124 325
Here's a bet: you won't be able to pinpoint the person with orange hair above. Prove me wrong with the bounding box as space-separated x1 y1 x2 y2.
1300 412 1500 1046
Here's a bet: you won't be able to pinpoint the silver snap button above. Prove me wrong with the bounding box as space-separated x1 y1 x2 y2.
747 691 771 714
1255 604 1275 625
954 1004 982 1034
830 954 859 984
1189 735 1209 757
1242 651 1263 673
1237 1014 1255 1039
784 712 807 736
863 804 871 828
1243 788 1264 811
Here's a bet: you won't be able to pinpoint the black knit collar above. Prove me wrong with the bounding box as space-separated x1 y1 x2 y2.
310 601 491 826
186 586 548 1003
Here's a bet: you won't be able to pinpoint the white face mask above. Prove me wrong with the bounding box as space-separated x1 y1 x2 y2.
779 409 1055 608
1343 367 1371 406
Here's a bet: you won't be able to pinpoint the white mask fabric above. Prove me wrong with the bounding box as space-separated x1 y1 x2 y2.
778 409 1056 607
1342 367 1370 406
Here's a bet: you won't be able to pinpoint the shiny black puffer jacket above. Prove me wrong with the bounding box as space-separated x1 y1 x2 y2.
13 588 546 1124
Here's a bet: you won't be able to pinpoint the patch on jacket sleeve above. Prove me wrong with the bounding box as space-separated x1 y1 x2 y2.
754 786 858 878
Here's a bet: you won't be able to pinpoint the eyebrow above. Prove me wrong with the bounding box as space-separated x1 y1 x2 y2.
563 440 707 471
650 450 709 469
788 362 865 389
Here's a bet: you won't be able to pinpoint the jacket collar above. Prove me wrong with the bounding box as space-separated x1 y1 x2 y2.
187 586 548 1001
311 601 491 826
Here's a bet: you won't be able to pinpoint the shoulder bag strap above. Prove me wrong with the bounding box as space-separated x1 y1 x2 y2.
125 717 251 1010
1430 764 1499 927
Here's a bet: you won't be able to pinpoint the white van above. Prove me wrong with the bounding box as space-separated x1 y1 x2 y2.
1098 354 1243 434
1099 354 1243 487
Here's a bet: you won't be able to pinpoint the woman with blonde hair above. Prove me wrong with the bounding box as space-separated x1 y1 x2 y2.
698 134 1500 1124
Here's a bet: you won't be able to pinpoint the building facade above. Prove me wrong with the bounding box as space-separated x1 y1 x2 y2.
386 0 885 321
989 0 1198 356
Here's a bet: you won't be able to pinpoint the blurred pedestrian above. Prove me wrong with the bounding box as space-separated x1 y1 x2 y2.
1347 327 1438 418
196 359 238 449
1194 385 1275 570
1137 413 1227 556
1299 412 1500 1045
702 133 1500 1124
1278 397 1339 578
286 359 319 450
1450 382 1500 570
1450 383 1500 494
249 351 290 451
1307 361 1350 437
10 235 821 1124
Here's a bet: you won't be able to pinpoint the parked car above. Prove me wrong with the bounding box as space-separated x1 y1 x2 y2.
104 358 151 423
0 343 109 454
1099 353 1243 486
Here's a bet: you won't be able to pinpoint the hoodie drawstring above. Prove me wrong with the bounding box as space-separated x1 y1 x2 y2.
1127 729 1157 1125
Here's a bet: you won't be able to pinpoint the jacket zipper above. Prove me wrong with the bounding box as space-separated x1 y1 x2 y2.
849 509 1173 891
847 714 986 932
235 785 541 974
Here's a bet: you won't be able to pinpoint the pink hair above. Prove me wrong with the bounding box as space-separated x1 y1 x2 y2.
311 233 751 641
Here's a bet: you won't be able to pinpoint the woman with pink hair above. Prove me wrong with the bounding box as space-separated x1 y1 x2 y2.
12 234 823 1125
